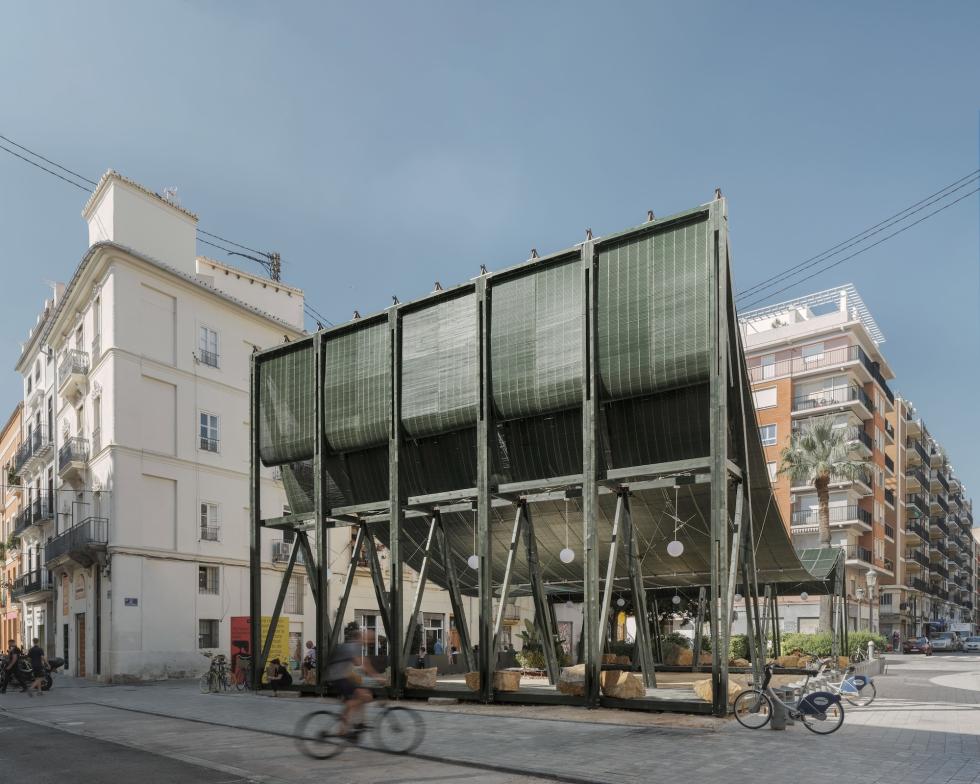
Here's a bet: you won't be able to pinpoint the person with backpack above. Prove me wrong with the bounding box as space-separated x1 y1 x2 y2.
326 627 379 740
1 639 29 695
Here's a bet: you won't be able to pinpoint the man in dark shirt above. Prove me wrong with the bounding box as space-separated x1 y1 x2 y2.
27 638 48 695
2 639 28 694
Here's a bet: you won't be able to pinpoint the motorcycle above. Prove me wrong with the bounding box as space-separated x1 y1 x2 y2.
1 653 65 691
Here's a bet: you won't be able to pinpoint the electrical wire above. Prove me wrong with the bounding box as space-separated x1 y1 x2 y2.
736 169 979 303
0 142 91 192
0 133 98 186
738 187 979 310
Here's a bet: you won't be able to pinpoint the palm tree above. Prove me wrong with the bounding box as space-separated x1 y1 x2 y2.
779 415 869 632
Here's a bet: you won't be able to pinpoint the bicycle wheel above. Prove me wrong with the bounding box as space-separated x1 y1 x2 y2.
732 690 773 729
295 710 345 760
376 706 425 753
844 681 876 707
199 673 213 693
235 668 249 691
800 701 845 734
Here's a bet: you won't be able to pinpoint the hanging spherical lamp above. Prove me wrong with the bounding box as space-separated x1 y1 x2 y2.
467 554 479 570
559 547 575 564
734 593 743 603
666 539 684 558
800 591 809 601
616 597 626 608
672 594 681 606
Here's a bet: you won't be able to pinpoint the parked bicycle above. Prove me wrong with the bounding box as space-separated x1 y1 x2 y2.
733 663 845 735
295 687 425 759
199 652 231 693
232 654 252 691
809 658 876 707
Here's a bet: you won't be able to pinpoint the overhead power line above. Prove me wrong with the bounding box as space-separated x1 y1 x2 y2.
0 131 337 327
736 169 980 303
737 186 979 310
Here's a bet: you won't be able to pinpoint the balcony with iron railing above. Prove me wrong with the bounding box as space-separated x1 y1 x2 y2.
58 349 90 398
906 467 929 492
930 538 948 557
930 494 949 515
905 519 929 541
842 544 874 565
931 470 950 494
791 505 872 530
906 493 928 519
933 563 949 579
200 526 220 542
884 488 895 507
884 454 895 473
907 438 930 465
45 517 108 567
792 384 874 417
884 419 895 440
910 577 930 593
884 523 895 539
10 569 53 600
58 437 90 484
906 549 930 568
932 586 949 601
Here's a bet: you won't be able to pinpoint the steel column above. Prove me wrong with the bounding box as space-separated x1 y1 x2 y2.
597 494 625 664
771 587 781 657
493 505 525 646
403 515 439 663
329 525 365 650
313 333 330 689
362 524 392 637
650 594 663 664
387 306 404 697
623 492 656 687
581 238 601 707
476 276 494 702
759 584 772 660
524 501 561 684
259 536 302 669
692 587 707 673
707 197 731 716
436 514 474 672
248 354 262 690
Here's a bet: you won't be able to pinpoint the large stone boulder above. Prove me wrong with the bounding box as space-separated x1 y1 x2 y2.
404 667 438 690
557 664 586 696
676 648 694 666
692 676 746 705
774 655 801 668
729 658 751 668
464 671 481 691
600 670 645 699
493 670 522 692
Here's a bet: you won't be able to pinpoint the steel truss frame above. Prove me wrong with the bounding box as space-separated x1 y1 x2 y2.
247 198 831 716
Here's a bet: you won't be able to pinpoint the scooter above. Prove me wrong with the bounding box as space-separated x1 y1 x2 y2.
3 655 65 691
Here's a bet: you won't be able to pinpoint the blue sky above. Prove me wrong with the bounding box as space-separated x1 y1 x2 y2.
1 2 978 491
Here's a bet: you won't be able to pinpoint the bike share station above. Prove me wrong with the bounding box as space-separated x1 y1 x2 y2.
247 196 850 719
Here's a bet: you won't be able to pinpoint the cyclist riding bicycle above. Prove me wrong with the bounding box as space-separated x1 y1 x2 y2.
326 628 380 740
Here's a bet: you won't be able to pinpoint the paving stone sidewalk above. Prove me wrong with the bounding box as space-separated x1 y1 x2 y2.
1 655 978 784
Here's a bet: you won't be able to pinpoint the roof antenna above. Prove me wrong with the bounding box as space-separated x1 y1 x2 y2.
433 281 443 291
479 264 488 275
714 187 723 200
530 248 538 259
585 228 593 240
391 295 400 305
647 210 655 222
353 310 361 320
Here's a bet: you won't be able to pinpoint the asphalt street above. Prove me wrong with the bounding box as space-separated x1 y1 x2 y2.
0 653 978 784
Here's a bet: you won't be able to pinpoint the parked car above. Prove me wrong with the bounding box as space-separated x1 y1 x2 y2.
903 637 933 655
930 632 962 652
962 637 980 653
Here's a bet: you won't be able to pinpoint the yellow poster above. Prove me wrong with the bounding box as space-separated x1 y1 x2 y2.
260 616 290 681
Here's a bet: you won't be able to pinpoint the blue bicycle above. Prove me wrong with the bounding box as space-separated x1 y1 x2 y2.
733 664 845 734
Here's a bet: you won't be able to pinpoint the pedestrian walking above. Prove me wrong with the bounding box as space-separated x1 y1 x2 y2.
1 639 29 694
27 638 47 695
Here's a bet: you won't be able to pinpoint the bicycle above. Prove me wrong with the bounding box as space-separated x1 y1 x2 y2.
232 654 252 691
808 659 876 707
199 652 231 693
295 686 425 759
733 663 845 735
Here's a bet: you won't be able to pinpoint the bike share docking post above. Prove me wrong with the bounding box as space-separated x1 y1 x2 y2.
770 685 795 730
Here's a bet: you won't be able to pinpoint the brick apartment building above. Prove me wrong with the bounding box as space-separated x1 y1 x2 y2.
739 285 977 638
1 403 24 645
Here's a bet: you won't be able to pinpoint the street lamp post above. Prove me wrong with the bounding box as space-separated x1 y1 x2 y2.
855 587 865 631
865 569 878 634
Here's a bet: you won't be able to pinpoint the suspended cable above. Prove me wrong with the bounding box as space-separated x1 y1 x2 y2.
736 170 979 302
738 187 979 310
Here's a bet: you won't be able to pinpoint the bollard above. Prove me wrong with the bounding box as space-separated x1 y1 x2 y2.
867 641 875 662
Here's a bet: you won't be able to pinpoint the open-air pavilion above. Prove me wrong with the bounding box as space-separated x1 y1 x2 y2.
248 196 846 716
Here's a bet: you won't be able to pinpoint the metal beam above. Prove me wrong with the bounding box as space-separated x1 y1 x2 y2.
329 525 365 651
525 502 561 684
650 594 663 664
248 354 262 690
296 530 320 608
726 484 745 637
691 586 707 673
259 536 301 672
581 237 601 707
771 586 781 657
759 584 772 660
707 197 731 717
387 306 404 697
597 494 625 667
435 513 474 672
623 492 656 687
362 523 391 644
493 505 525 646
476 275 494 702
313 333 330 689
402 515 439 663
